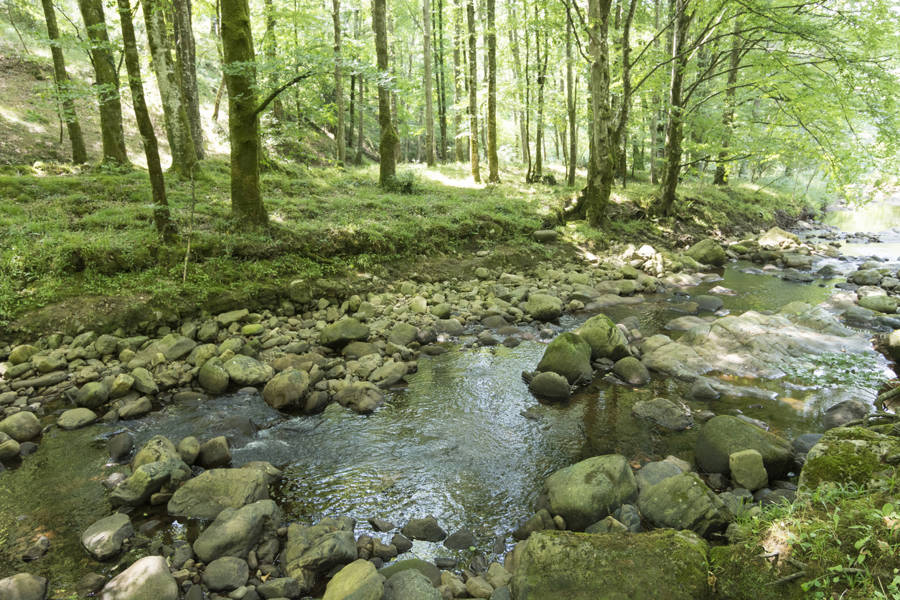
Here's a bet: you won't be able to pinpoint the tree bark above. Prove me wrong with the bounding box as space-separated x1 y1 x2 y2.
356 74 365 164
452 0 466 162
434 0 448 161
333 0 346 164
116 0 175 240
713 18 741 185
658 0 690 216
77 0 128 164
507 1 528 168
565 11 576 186
142 0 197 176
221 0 266 225
465 0 480 182
533 9 548 181
485 0 498 182
40 0 87 164
372 0 398 185
585 0 612 225
262 0 284 121
173 0 204 158
421 0 435 165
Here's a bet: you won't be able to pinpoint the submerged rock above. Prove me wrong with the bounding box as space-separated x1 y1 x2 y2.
695 415 793 479
528 371 570 401
631 398 692 431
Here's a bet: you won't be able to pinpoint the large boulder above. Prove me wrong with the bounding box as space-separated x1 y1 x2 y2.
263 369 310 410
167 468 269 520
695 415 793 478
758 226 798 250
859 295 898 314
193 499 282 563
631 398 692 431
0 411 42 442
523 294 563 322
0 573 47 600
383 569 441 600
799 426 900 491
202 557 249 592
637 473 732 537
57 408 98 430
110 459 191 507
8 344 39 365
528 371 571 401
535 333 592 385
320 318 370 348
82 513 134 560
540 455 637 531
509 530 709 600
133 436 180 469
99 556 177 600
685 238 726 266
576 315 628 360
285 517 357 590
223 355 273 387
323 560 384 600
198 358 230 394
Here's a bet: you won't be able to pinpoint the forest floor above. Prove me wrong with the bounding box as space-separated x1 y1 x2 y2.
0 157 818 340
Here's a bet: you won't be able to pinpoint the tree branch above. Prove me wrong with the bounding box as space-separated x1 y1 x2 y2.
253 70 316 117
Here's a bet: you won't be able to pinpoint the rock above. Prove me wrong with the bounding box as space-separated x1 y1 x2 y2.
665 315 708 331
391 534 412 554
167 468 269 520
0 436 21 461
9 372 68 391
133 435 179 468
57 407 97 430
32 354 66 373
388 323 419 347
379 559 441 587
262 368 310 410
635 459 687 496
193 499 281 562
431 303 452 319
638 473 732 537
223 355 273 387
383 570 440 600
0 411 42 442
688 378 720 401
320 318 370 348
100 555 177 600
728 449 768 491
176 436 200 465
435 318 464 336
886 329 900 362
695 415 793 478
443 528 476 550
576 315 629 360
94 334 119 355
523 294 563 321
285 517 357 584
758 226 798 250
370 360 408 387
241 323 265 336
528 371 570 401
631 398 692 431
486 563 511 589
799 426 900 491
509 530 709 600
155 334 197 361
323 560 383 600
859 295 898 313
0 573 47 600
409 296 428 314
119 396 152 419
130 367 158 395
532 230 558 243
81 513 133 560
540 454 637 531
108 432 134 462
218 309 249 326
535 333 592 384
402 515 447 542
76 381 109 409
257 577 302 599
198 436 231 468
198 358 230 394
334 382 384 414
685 238 726 266
466 576 493 599
822 399 869 430
110 459 190 506
613 357 650 386
343 342 380 360
695 295 724 312
109 373 134 398
849 268 884 286
202 556 249 592
8 345 39 365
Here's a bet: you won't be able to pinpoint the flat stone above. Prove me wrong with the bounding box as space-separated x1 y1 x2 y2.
58 408 98 430
99 556 177 600
81 513 133 560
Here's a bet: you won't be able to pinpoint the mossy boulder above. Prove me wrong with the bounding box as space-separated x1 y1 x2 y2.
858 295 898 314
798 426 900 491
695 415 793 479
576 315 629 360
223 355 273 387
199 358 230 394
523 293 563 322
262 368 310 410
540 454 637 531
685 238 726 267
8 344 38 365
509 529 710 600
637 473 732 537
536 333 592 384
320 318 370 349
0 411 42 442
709 545 804 600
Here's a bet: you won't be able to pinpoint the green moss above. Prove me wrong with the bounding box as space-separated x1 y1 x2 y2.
709 545 805 600
798 427 900 491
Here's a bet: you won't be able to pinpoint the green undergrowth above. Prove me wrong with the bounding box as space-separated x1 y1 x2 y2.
713 480 900 599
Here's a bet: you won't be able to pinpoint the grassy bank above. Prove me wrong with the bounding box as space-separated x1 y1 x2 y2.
0 159 818 339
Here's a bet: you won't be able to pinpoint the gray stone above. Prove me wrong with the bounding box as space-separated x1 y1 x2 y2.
57 408 97 430
110 459 190 506
198 358 230 394
443 528 476 550
133 435 179 468
0 436 21 461
823 399 869 430
532 230 558 243
523 294 563 321
193 499 281 563
82 513 133 560
263 369 310 410
466 576 493 599
31 354 66 373
203 556 249 592
177 436 200 465
689 378 720 401
435 318 464 336
108 432 134 462
223 355 273 387
685 238 726 266
388 323 419 347
383 570 440 600
859 295 898 314
76 381 109 409
100 555 177 600
323 560 383 600
130 367 158 395
285 517 357 583
638 473 732 537
8 345 39 365
631 398 692 431
695 415 793 478
528 371 570 401
401 516 447 542
119 396 152 419
218 309 249 326
0 411 41 442
257 577 302 599
320 318 370 348
198 436 231 468
635 460 686 496
729 449 768 491
613 357 650 386
0 573 47 600
379 559 440 586
167 468 269 520
334 382 384 414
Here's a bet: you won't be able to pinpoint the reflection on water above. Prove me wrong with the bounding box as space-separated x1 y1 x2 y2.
824 199 900 233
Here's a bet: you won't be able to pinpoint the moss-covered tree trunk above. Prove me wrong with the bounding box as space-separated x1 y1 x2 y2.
714 18 742 186
658 0 690 216
452 0 466 162
585 0 612 226
422 0 435 166
533 15 547 181
77 0 128 164
485 0 498 182
333 0 346 164
173 0 205 159
116 0 175 240
372 0 398 185
40 0 87 164
142 0 197 177
221 0 267 225
465 0 480 182
434 0 447 161
565 12 576 186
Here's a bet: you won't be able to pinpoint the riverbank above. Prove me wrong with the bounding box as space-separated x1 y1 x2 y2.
0 159 818 341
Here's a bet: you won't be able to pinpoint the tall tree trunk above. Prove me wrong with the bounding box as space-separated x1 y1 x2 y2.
263 0 284 120
713 18 741 185
522 0 533 180
485 0 498 182
422 0 435 165
533 10 547 181
565 10 576 186
465 0 480 182
434 0 448 161
372 0 398 185
116 0 175 239
143 0 197 176
221 0 266 225
452 0 466 162
507 1 528 167
77 0 128 164
173 0 204 158
585 0 612 225
356 75 365 164
658 0 690 216
651 0 668 184
333 0 346 163
40 0 87 164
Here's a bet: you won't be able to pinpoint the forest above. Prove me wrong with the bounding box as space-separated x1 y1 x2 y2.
1 0 900 599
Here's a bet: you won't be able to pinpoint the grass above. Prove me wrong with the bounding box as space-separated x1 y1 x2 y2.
0 158 818 337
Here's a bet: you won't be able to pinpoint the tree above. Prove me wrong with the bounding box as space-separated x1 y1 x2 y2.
39 0 87 164
713 18 742 186
116 0 175 240
565 9 576 186
77 0 128 164
465 0 480 182
485 0 498 182
584 0 612 225
657 0 690 216
452 0 466 162
221 0 266 225
422 0 435 165
372 0 398 185
333 0 346 164
173 0 204 159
